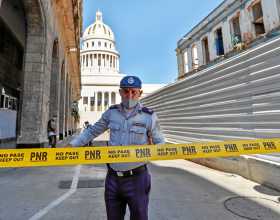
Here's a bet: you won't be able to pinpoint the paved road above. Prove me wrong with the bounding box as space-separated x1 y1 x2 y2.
0 159 280 220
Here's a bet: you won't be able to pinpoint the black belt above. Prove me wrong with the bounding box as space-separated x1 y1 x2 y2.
107 164 147 178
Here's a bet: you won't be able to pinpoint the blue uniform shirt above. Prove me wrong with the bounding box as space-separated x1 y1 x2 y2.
70 103 165 171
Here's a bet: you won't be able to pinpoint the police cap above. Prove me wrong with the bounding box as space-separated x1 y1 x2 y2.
120 76 142 89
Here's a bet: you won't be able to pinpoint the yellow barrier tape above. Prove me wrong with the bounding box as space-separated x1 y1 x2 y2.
0 138 280 168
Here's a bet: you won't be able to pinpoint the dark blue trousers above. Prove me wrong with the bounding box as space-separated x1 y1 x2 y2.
105 169 151 220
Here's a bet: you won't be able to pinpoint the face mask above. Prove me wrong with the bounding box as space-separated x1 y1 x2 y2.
122 99 139 109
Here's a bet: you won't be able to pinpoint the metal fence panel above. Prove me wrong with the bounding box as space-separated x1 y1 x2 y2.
142 36 280 144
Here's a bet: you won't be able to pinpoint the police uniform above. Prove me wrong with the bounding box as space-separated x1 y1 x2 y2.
70 76 164 220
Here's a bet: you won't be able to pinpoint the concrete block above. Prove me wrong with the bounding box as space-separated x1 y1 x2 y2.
246 157 280 191
191 156 280 192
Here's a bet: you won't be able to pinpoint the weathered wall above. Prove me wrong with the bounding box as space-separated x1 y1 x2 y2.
177 0 280 77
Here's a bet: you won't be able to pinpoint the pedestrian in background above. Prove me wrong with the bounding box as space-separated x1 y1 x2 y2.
70 75 165 220
83 121 92 146
47 117 57 148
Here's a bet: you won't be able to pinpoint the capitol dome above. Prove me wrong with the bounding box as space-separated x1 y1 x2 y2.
83 10 115 41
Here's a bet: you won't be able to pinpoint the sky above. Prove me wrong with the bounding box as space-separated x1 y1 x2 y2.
83 0 223 84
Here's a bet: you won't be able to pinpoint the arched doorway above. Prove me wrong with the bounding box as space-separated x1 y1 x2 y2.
0 0 25 146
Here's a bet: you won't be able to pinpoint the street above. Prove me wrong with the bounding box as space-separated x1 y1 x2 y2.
0 159 279 220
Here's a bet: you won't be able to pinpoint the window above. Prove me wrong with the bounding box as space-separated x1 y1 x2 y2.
201 37 210 64
0 92 17 110
98 41 101 47
231 15 242 45
83 97 88 105
105 42 107 47
86 43 89 48
113 57 115 68
88 27 92 34
191 45 199 70
92 41 94 47
102 54 105 66
215 28 225 56
252 2 265 36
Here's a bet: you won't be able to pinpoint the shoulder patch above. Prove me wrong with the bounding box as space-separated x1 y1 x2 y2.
141 107 154 115
109 104 119 110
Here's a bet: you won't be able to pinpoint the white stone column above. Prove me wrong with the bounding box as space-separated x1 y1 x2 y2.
197 41 203 67
95 91 99 111
117 58 119 71
222 20 232 53
108 55 110 68
103 54 106 67
208 31 217 61
176 49 183 76
262 0 280 33
83 55 86 67
187 47 193 72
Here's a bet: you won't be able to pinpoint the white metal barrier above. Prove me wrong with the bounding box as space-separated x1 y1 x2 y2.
142 35 280 148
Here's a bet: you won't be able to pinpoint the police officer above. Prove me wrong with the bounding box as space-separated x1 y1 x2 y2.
70 75 165 220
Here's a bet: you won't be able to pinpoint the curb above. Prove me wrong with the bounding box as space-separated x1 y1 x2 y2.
191 156 280 191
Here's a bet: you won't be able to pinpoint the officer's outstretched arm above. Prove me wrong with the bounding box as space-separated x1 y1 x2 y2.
151 113 165 144
70 111 109 147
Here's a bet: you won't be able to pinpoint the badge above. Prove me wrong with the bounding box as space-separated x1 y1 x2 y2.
127 77 134 84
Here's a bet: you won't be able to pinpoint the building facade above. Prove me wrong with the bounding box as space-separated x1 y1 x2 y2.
0 0 82 148
79 11 165 127
176 0 280 79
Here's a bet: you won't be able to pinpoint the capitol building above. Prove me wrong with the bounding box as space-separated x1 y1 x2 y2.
78 11 165 127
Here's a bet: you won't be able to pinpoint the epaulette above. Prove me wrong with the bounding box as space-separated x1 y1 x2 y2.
109 104 119 110
141 107 154 115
